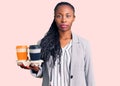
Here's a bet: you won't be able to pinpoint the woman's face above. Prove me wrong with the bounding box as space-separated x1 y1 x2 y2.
54 5 75 32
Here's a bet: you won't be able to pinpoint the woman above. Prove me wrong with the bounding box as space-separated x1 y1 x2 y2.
18 2 95 86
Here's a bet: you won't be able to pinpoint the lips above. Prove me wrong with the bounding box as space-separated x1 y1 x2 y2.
60 24 68 28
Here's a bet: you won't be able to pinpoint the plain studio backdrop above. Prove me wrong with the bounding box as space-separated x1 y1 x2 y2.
0 0 120 86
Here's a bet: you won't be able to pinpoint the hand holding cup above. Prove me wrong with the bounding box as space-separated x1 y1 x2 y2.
17 62 40 71
16 45 42 72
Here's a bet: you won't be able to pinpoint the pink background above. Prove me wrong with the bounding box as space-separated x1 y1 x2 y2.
0 0 120 86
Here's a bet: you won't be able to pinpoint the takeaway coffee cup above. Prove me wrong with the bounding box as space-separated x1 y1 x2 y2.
16 45 28 61
29 45 42 66
16 45 30 66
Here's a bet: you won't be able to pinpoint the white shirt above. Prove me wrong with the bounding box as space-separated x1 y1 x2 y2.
51 40 72 86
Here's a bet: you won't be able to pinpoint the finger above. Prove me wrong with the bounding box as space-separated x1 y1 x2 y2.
20 65 30 69
18 63 29 69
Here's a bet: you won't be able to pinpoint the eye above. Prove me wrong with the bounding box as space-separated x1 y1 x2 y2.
66 14 71 18
56 15 62 18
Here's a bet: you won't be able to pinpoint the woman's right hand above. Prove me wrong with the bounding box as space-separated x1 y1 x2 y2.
17 62 40 72
17 62 30 69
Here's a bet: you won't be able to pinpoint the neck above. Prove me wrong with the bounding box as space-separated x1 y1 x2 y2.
59 30 72 40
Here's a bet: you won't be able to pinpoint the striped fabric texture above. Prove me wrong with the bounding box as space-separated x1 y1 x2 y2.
51 40 72 86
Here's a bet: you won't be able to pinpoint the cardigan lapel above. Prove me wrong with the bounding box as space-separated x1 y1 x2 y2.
70 33 84 79
70 33 80 75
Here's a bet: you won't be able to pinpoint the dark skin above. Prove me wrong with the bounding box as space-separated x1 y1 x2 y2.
55 5 75 48
18 5 75 72
17 62 40 71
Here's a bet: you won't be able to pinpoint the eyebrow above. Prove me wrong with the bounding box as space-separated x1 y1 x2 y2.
56 13 71 15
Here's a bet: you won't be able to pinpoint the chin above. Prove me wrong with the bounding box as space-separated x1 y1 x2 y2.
59 28 70 32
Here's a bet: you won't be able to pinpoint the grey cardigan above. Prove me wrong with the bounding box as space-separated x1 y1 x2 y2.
31 33 95 86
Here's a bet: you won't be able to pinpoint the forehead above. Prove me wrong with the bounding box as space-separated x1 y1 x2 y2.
55 5 74 14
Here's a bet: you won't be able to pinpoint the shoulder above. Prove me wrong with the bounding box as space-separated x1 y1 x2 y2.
79 36 89 47
72 32 89 46
72 33 91 52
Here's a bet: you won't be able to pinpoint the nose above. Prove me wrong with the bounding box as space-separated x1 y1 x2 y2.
61 16 66 23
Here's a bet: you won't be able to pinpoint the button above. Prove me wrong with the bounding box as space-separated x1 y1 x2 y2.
70 75 73 79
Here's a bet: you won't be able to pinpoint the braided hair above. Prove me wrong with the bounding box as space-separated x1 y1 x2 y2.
40 2 75 65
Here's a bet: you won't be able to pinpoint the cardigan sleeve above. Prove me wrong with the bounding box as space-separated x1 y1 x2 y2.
84 41 95 86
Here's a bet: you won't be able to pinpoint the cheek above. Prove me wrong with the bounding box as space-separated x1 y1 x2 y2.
69 19 74 25
55 20 60 28
55 19 60 24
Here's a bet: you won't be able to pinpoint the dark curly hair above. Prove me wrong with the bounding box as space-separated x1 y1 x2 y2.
40 2 75 64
